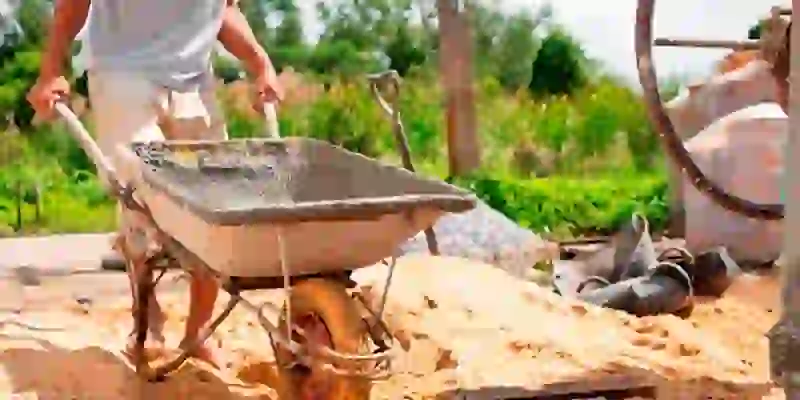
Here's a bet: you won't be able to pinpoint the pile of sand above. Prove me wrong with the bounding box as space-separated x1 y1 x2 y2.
0 255 782 399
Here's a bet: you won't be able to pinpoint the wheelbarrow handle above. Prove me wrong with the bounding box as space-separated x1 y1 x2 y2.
53 102 120 189
263 101 280 139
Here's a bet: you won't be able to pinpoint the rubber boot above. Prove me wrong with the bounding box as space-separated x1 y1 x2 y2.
577 262 694 317
553 213 657 297
689 246 741 297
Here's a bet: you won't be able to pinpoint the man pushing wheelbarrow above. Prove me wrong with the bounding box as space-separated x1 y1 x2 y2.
27 0 284 368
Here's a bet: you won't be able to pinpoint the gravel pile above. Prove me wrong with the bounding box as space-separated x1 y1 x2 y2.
399 200 555 279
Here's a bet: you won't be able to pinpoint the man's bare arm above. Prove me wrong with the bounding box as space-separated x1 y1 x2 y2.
40 0 91 79
217 0 272 76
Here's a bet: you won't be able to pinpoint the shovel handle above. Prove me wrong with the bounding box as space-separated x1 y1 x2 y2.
53 102 120 189
263 101 280 139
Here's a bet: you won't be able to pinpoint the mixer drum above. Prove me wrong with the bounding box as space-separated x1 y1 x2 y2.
683 103 787 264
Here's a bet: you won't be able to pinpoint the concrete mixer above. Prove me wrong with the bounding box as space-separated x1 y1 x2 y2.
635 0 800 395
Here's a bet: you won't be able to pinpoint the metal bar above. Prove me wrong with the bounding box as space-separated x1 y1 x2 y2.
147 294 242 379
653 38 760 50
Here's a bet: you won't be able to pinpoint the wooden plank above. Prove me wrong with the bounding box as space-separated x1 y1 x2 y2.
653 38 760 50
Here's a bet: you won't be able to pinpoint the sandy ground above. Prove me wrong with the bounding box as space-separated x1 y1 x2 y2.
0 255 783 399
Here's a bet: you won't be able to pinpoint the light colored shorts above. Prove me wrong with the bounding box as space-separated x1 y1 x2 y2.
87 70 228 232
88 71 227 168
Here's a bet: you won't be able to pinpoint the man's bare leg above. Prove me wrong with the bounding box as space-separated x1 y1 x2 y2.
117 230 168 360
124 284 168 360
179 266 221 367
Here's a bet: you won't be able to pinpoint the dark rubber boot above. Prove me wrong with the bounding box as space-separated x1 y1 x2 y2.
577 262 694 317
553 213 658 297
690 247 741 297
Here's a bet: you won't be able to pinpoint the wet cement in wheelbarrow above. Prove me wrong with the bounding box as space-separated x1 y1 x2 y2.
140 140 465 212
0 255 782 399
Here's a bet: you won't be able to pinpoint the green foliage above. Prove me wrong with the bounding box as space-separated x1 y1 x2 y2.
452 172 668 239
0 50 41 129
213 55 244 83
472 4 552 90
245 0 311 72
529 28 588 97
385 26 427 76
237 0 270 46
0 71 669 236
749 19 768 40
307 39 382 77
13 0 50 48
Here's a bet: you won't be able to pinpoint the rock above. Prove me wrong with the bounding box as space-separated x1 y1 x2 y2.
399 201 557 280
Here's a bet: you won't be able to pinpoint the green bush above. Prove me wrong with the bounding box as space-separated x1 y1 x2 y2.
453 172 668 239
0 164 667 238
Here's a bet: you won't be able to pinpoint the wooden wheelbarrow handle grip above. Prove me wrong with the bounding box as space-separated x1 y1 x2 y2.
262 101 280 139
53 102 121 190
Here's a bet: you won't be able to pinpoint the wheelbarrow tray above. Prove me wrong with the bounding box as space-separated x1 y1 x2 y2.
117 138 476 277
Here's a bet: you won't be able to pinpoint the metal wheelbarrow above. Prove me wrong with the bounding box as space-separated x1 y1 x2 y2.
51 71 477 399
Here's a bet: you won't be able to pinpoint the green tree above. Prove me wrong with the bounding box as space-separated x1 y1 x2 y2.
14 0 50 47
213 55 244 83
748 19 768 39
223 0 310 71
528 28 588 97
264 0 310 71
468 2 552 90
271 0 304 47
238 0 270 45
491 9 550 90
470 3 505 78
308 38 379 77
384 24 427 76
310 0 432 77
0 0 54 128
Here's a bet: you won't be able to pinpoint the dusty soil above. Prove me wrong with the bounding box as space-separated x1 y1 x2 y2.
0 255 783 399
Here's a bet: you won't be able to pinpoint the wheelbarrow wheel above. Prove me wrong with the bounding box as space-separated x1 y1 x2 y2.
275 278 372 400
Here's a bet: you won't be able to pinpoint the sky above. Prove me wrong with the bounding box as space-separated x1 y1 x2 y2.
1 0 792 84
293 0 791 85
517 0 791 84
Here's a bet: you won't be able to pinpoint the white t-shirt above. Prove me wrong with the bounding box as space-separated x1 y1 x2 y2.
85 0 225 91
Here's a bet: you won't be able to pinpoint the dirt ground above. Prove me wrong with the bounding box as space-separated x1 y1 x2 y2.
0 255 784 399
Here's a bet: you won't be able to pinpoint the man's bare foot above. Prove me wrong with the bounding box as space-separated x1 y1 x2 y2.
179 337 224 369
122 332 167 364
